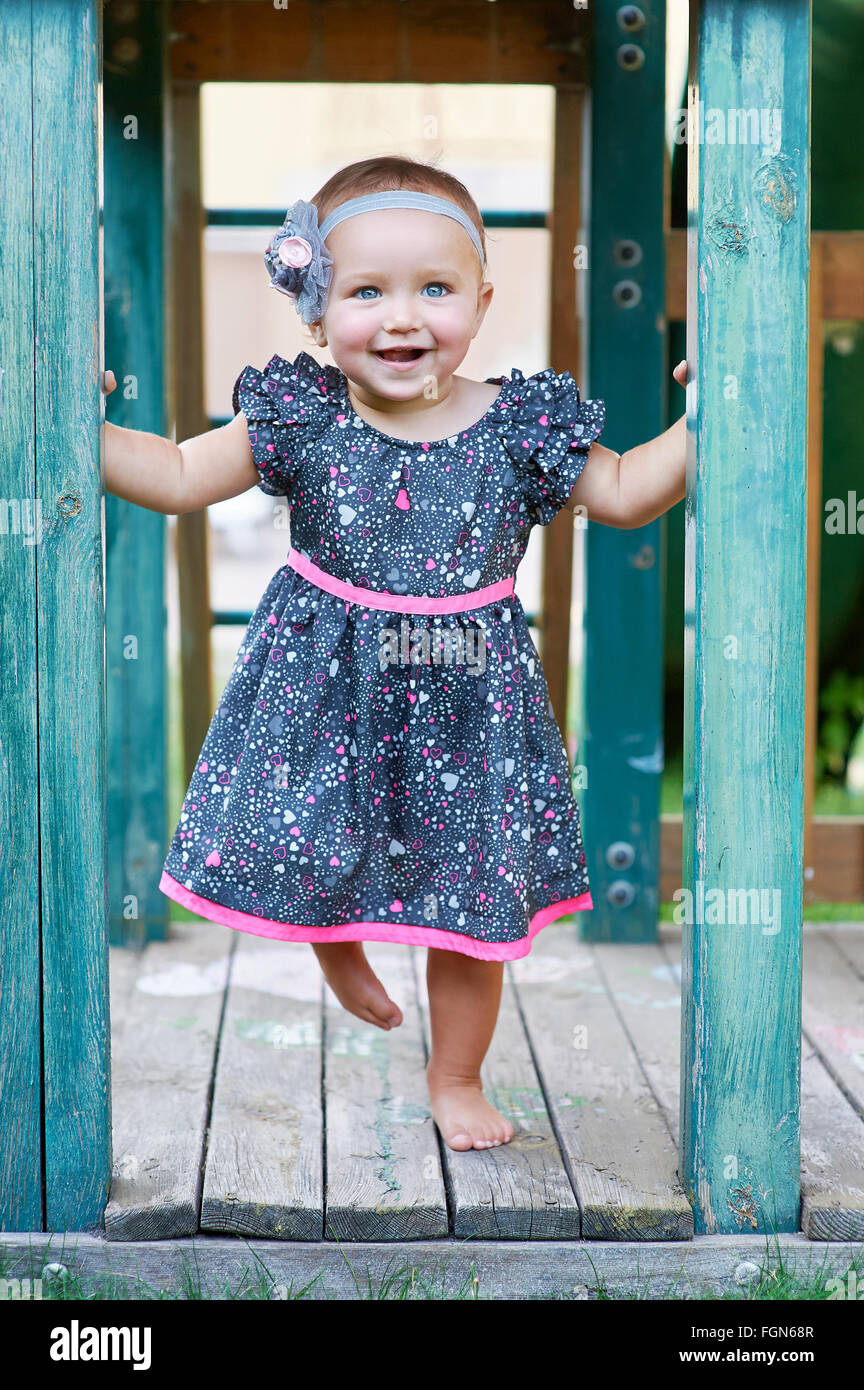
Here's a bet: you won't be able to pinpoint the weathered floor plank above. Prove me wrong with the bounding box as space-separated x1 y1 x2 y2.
106 921 232 1241
200 935 324 1240
511 927 693 1241
5 1231 863 1300
647 925 864 1240
323 944 448 1241
802 928 864 1116
799 927 864 1239
415 948 582 1239
105 919 862 1245
108 939 147 1051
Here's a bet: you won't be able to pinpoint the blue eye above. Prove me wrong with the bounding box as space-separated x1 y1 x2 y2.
354 286 380 300
422 283 449 298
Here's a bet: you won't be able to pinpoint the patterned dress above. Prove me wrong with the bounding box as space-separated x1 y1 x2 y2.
159 350 605 960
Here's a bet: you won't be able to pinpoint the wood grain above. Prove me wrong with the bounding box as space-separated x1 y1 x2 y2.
106 921 231 1240
679 0 810 1235
33 0 112 1233
169 0 592 85
0 0 43 1234
511 928 693 1240
323 944 447 1240
104 0 170 944
201 932 324 1240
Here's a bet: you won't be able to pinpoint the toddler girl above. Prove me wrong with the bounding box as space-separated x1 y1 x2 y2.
104 155 687 1153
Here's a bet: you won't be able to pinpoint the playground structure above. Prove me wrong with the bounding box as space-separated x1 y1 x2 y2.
1 0 863 1285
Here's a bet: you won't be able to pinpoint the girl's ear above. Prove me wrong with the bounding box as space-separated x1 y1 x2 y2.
309 320 328 348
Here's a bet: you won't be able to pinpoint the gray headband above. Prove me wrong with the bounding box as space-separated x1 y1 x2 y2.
264 190 486 324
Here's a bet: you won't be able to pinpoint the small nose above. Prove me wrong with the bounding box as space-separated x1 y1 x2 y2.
381 295 422 331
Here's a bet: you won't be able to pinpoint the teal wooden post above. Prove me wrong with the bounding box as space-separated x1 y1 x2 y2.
583 0 667 941
104 0 169 946
0 0 110 1232
680 0 809 1233
0 0 43 1232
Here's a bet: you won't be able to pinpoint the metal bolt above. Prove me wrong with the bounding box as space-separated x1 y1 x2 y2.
613 279 642 308
607 879 635 907
630 545 655 569
606 840 635 870
617 6 646 31
617 44 645 71
614 239 643 267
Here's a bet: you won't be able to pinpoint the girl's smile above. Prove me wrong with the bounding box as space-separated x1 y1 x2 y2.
372 345 433 370
312 208 494 418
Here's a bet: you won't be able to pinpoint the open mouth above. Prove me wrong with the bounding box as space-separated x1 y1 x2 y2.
374 348 428 363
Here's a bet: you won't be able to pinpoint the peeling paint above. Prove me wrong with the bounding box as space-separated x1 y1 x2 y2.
753 155 797 223
706 201 753 256
234 1018 320 1049
486 1085 549 1120
379 1096 429 1127
727 1182 760 1231
135 960 229 997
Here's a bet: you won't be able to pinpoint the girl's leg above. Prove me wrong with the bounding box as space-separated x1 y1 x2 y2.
425 948 515 1151
312 942 403 1029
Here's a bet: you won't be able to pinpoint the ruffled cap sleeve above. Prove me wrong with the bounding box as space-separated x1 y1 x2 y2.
495 368 605 526
232 350 334 497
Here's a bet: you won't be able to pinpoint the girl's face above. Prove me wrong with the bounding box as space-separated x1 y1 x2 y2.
310 208 493 411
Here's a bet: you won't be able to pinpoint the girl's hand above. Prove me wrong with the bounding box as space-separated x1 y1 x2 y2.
103 369 117 396
672 358 688 388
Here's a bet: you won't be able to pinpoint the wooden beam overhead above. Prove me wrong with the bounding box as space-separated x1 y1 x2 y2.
169 0 591 84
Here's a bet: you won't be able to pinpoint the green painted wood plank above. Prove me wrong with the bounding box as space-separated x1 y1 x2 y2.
0 0 43 1232
680 0 810 1234
33 0 111 1231
583 0 667 942
104 0 169 945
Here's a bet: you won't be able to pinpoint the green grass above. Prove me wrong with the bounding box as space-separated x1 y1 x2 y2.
3 1235 861 1301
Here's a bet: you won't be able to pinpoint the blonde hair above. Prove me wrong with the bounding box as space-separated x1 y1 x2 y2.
311 155 488 264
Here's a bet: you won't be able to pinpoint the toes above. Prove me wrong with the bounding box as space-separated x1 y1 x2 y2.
371 1002 402 1028
447 1132 473 1151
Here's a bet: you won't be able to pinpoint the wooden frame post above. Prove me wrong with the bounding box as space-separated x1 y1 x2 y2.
582 0 668 942
104 0 170 945
680 0 810 1234
803 235 823 902
545 86 586 726
168 80 213 787
0 0 111 1231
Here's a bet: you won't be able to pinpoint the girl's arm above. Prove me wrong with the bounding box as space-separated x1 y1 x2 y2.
101 370 259 514
565 360 688 529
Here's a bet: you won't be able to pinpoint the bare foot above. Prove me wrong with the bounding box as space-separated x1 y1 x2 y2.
313 942 403 1030
426 1063 515 1151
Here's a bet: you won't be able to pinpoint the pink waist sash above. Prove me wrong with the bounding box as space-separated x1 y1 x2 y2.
286 545 514 615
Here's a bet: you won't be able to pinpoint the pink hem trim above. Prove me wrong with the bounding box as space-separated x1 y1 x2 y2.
158 869 592 961
287 545 515 615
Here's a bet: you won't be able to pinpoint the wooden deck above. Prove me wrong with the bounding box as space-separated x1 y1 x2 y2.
105 920 864 1243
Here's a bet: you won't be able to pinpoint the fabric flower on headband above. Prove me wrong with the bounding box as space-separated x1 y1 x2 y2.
264 199 333 324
